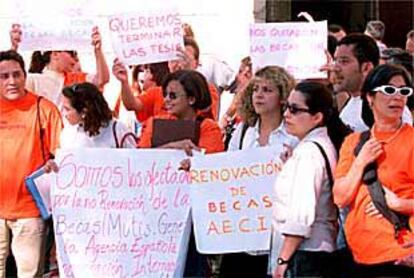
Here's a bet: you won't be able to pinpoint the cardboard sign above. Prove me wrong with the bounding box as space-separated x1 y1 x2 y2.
190 146 284 254
51 148 191 278
108 8 183 65
250 21 327 79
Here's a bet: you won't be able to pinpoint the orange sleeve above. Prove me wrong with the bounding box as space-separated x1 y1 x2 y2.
208 84 219 121
199 119 225 154
43 101 63 155
64 72 87 86
136 87 160 122
138 118 154 148
335 132 360 179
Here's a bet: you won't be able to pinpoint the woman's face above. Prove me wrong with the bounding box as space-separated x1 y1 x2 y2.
284 90 322 139
164 80 195 119
252 77 282 116
62 96 82 125
142 68 156 91
368 75 410 124
54 51 76 73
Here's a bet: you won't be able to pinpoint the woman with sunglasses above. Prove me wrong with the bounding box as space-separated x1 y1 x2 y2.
138 70 224 154
272 81 350 277
333 64 414 276
217 66 298 277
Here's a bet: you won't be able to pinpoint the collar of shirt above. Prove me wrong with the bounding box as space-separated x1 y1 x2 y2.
301 126 329 143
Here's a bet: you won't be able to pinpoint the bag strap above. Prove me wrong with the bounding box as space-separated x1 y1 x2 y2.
312 141 334 188
112 121 120 148
36 96 47 163
353 130 411 242
239 122 249 150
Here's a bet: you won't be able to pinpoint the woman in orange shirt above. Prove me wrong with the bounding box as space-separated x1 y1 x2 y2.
333 64 414 276
138 69 224 154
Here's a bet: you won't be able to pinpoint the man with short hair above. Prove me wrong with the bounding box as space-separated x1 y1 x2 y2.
0 50 62 277
364 20 387 52
333 33 412 131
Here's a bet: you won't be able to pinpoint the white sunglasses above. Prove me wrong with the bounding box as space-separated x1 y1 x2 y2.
373 85 413 97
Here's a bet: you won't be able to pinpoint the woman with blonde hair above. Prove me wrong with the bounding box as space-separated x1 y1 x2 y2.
221 66 298 277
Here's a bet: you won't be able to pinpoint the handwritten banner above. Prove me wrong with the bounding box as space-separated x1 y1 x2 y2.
17 1 96 51
51 148 191 278
250 21 327 80
190 147 283 253
108 8 183 66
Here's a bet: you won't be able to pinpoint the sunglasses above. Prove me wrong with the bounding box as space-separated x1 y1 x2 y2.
283 103 311 115
373 85 413 97
162 91 186 100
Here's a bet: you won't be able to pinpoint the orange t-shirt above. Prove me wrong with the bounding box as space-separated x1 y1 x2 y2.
0 92 62 219
64 72 88 86
138 114 224 154
136 84 219 123
335 125 414 264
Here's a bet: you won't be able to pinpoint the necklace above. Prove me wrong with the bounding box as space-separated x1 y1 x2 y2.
371 122 404 145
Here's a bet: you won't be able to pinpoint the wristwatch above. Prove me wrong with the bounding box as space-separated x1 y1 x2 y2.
277 257 290 265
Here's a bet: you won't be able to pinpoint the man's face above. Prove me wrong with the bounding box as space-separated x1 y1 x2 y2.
332 44 364 95
406 37 414 54
0 60 26 101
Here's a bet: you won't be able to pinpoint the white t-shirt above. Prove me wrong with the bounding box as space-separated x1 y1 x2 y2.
60 120 136 149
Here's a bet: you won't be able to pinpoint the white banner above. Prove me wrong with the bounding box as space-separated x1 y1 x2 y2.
250 21 327 80
190 146 283 254
51 148 191 278
108 7 183 66
16 0 96 51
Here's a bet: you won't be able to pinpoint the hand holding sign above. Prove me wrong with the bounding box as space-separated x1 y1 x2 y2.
112 58 129 84
9 23 22 51
91 26 102 51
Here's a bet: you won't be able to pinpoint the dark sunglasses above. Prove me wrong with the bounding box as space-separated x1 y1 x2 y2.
162 91 185 100
373 85 413 97
283 103 311 115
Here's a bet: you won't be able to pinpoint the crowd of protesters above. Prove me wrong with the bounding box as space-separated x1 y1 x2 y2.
1 15 414 278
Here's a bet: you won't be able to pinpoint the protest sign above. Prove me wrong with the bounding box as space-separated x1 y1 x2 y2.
51 148 191 278
250 21 327 79
108 6 183 65
190 146 283 253
16 0 96 51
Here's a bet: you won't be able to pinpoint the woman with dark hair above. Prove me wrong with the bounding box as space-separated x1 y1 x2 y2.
273 81 350 277
334 64 414 276
138 70 224 154
361 64 413 127
59 82 135 148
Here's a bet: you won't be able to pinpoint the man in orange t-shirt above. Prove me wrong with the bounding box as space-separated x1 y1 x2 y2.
0 50 62 277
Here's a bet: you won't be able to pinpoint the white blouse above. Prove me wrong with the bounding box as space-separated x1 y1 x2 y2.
60 119 136 149
273 127 338 252
228 120 298 152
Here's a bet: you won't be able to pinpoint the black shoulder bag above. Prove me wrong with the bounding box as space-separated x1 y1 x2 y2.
354 130 410 244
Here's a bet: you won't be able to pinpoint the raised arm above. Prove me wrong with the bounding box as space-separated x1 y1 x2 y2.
9 24 22 51
91 26 110 88
112 58 143 112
